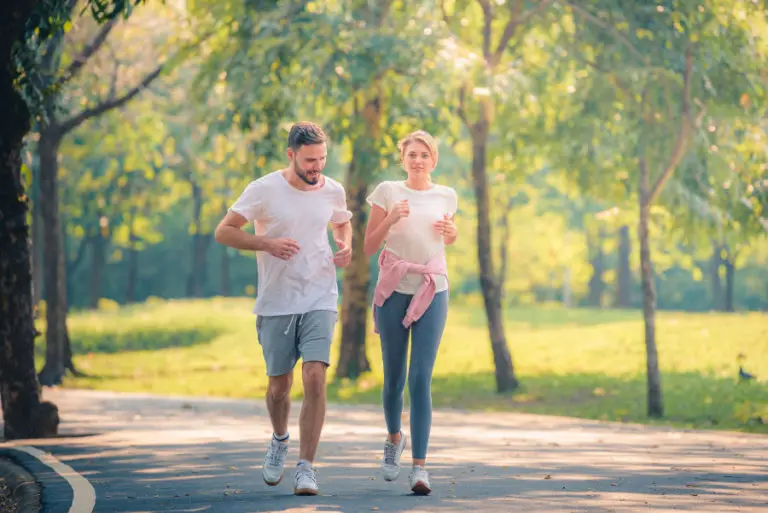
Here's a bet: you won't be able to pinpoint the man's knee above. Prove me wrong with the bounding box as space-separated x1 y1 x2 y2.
268 373 293 400
302 362 327 397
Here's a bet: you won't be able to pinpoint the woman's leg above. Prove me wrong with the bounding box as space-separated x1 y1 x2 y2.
408 291 449 465
375 292 411 439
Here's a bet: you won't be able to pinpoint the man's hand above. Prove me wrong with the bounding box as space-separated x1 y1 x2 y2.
265 238 301 260
333 239 352 267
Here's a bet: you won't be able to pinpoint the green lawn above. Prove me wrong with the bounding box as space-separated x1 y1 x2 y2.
39 297 768 434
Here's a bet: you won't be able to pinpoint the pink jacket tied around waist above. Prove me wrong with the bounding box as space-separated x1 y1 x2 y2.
373 249 448 333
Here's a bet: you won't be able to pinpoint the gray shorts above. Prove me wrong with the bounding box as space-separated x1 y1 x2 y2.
256 310 338 376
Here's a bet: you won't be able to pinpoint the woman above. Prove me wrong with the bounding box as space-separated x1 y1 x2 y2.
364 129 458 495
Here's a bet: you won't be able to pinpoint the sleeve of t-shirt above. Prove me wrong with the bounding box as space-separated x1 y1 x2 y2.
330 187 353 225
229 180 266 222
448 188 458 217
366 182 389 211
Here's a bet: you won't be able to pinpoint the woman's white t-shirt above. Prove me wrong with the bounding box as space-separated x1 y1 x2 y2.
367 180 458 294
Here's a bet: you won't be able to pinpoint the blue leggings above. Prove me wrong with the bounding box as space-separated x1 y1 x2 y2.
374 291 448 460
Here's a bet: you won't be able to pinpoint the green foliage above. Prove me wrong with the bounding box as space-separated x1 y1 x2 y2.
47 298 768 433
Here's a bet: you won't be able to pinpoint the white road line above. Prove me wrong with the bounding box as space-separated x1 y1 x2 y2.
8 445 95 513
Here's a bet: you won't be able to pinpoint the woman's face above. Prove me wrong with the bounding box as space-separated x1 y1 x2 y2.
402 140 435 178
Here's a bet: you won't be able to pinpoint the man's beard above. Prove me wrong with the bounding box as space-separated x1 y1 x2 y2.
295 163 320 185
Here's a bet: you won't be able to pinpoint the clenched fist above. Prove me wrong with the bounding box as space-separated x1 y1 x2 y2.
265 238 301 260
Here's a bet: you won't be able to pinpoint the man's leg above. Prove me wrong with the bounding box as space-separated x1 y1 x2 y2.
257 314 298 486
299 361 327 462
292 310 336 495
267 372 293 437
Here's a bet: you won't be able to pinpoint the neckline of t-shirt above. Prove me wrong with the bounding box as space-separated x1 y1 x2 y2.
398 180 437 193
278 170 328 193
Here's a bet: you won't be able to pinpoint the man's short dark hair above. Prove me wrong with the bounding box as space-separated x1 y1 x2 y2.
288 121 326 151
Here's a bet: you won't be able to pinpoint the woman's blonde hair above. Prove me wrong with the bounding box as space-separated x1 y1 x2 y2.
398 130 438 167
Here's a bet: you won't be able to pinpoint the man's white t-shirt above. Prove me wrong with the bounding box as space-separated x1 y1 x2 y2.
366 180 458 294
230 171 352 316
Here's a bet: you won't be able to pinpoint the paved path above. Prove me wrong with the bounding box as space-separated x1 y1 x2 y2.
3 388 767 512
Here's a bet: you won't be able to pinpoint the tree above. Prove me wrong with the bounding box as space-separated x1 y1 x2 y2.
440 0 555 392
32 2 173 386
557 0 767 416
0 0 146 440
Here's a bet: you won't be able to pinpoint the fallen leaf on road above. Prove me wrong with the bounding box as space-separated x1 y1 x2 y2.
544 474 552 480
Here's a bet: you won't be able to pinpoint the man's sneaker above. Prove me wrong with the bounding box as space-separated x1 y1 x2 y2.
381 433 407 481
409 466 431 495
293 462 319 496
262 437 288 486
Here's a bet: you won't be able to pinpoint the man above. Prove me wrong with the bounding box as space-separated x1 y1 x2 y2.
214 121 352 496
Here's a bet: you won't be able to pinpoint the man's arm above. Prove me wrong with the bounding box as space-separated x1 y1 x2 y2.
331 220 352 267
215 211 300 260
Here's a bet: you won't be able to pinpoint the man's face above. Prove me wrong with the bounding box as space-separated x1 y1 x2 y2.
288 143 327 185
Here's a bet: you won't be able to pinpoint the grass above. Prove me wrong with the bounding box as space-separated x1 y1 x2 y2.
39 297 768 434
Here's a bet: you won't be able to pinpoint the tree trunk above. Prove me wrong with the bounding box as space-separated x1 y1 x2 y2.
723 249 735 313
88 229 106 309
615 225 631 308
221 246 231 296
710 243 723 311
220 203 230 296
336 97 378 380
187 181 209 298
0 9 60 437
31 179 44 311
126 216 138 303
37 129 69 386
470 105 518 393
586 226 606 307
638 158 663 418
562 266 572 307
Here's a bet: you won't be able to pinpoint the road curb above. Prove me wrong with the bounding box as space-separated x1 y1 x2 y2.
0 452 41 513
0 447 74 513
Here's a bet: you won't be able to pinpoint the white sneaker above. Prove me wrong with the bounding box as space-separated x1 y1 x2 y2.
293 462 319 496
262 437 288 486
381 433 407 481
409 466 431 495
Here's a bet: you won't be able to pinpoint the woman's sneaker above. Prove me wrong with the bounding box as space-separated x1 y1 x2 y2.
409 465 431 495
381 433 407 481
293 462 319 496
262 437 288 485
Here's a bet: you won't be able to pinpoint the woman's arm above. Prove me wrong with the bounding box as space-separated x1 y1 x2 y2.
364 201 409 256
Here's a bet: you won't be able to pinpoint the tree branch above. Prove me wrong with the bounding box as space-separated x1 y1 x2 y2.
647 47 702 205
58 63 163 135
477 0 493 61
491 0 553 67
57 18 118 87
566 1 647 65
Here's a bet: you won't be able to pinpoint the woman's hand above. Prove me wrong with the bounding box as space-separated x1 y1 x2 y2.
385 200 410 226
433 214 457 243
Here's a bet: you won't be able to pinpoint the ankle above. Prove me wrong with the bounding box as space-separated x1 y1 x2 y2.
273 432 289 442
388 431 402 444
